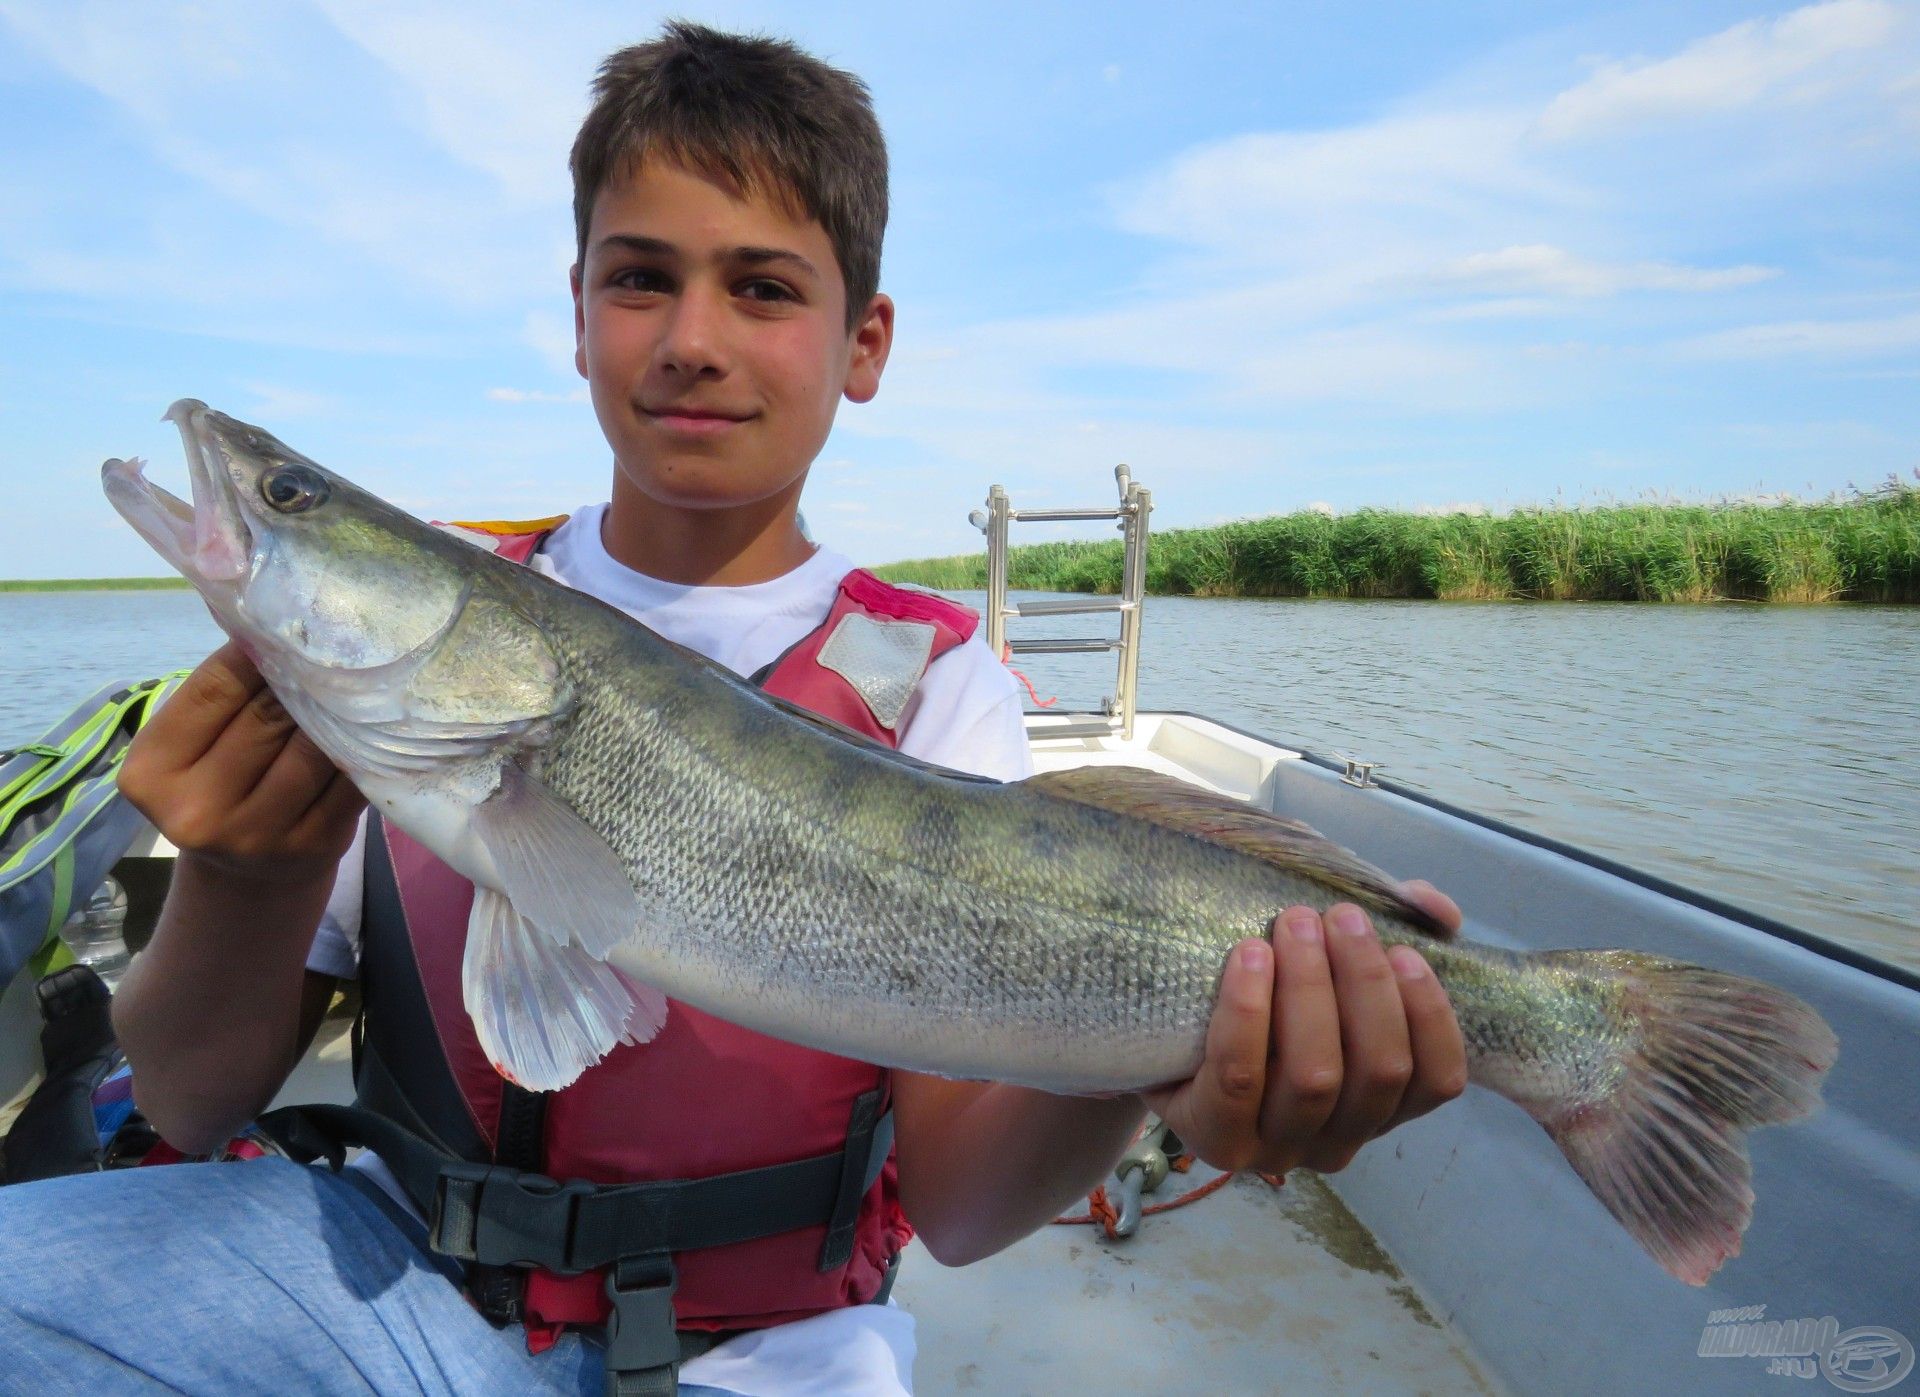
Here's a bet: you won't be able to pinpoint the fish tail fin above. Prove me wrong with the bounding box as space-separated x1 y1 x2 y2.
462 887 668 1092
1529 950 1837 1286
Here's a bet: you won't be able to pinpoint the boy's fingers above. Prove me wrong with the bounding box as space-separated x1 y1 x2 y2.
1174 939 1274 1170
233 725 348 839
1398 879 1462 937
1256 908 1342 1158
1314 904 1413 1168
187 682 306 814
292 771 369 856
126 641 266 776
1383 946 1469 1129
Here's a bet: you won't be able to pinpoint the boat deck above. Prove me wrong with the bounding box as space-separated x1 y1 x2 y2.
898 1170 1497 1396
8 707 1914 1396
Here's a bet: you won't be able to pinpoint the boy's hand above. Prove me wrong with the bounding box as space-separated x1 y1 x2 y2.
118 640 365 885
1141 882 1467 1176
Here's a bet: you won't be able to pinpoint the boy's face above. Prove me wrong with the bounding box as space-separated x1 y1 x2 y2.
572 158 891 519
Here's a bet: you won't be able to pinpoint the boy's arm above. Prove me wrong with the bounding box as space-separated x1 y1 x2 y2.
110 642 366 1154
894 895 1468 1268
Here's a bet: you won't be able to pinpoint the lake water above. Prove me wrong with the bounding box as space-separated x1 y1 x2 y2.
4 588 1916 974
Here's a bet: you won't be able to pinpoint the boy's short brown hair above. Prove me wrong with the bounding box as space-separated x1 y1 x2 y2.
571 21 888 331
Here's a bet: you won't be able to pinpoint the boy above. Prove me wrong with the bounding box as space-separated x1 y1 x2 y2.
0 23 1465 1396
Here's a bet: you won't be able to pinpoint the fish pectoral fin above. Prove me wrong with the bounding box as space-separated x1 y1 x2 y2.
1022 765 1450 936
462 886 668 1092
472 763 639 959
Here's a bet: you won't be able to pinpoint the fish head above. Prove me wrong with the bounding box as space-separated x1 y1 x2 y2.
103 400 566 799
104 399 474 673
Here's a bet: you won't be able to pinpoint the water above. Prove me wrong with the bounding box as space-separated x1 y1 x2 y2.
0 590 222 739
3 588 1915 974
985 592 1920 975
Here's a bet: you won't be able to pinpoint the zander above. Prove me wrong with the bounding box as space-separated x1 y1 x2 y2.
105 400 1838 1286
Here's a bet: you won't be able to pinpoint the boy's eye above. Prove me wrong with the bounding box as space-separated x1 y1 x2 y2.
739 278 797 303
611 267 670 293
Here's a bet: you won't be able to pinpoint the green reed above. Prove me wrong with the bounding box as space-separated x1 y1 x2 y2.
876 479 1920 603
0 577 192 593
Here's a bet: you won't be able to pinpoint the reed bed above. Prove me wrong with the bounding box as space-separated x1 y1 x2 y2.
877 479 1920 604
0 577 190 593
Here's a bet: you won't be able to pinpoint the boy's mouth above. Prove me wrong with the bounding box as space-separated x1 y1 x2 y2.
643 404 756 435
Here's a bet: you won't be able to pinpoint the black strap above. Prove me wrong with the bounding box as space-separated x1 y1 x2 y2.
355 816 489 1161
468 1083 549 1324
260 1090 896 1397
819 1085 882 1271
495 1084 547 1171
604 1253 680 1397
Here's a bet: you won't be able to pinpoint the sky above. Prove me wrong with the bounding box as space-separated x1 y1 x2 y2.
1 0 1917 578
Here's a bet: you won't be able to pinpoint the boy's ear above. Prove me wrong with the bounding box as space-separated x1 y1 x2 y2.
842 294 894 405
570 264 587 380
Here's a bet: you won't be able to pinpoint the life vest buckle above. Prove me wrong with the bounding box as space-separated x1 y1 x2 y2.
427 1162 597 1274
602 1253 681 1397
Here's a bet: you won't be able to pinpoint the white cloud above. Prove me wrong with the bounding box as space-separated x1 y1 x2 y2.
240 383 340 419
5 1 1914 580
310 0 590 206
487 386 588 404
0 1 563 311
1444 244 1779 297
1111 111 1561 264
1538 0 1911 139
1676 309 1920 358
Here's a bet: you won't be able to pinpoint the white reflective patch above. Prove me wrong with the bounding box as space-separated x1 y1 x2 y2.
434 523 505 553
816 612 937 730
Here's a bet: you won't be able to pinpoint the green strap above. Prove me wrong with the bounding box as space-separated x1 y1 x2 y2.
45 841 76 935
28 934 74 979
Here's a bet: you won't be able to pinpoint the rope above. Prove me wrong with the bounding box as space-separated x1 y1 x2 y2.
997 644 1058 709
1052 1155 1285 1239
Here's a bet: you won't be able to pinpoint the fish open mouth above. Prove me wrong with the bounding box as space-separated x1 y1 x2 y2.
101 399 255 586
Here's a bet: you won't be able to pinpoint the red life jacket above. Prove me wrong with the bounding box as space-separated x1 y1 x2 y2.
362 517 980 1346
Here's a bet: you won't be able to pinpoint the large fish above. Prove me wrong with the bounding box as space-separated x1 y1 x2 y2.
105 400 1837 1286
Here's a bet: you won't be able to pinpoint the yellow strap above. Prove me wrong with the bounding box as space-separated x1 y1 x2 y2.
445 515 570 537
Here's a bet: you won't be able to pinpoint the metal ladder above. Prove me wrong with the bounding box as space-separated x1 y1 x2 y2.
969 466 1153 741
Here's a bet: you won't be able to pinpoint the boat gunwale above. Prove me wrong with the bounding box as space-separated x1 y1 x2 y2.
1034 707 1920 997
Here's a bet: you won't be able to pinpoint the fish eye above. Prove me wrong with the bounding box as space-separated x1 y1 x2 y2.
260 465 328 514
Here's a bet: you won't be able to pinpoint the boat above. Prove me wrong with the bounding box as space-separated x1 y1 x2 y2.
4 470 1915 1396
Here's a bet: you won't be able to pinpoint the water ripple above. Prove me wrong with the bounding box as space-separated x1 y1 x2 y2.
993 592 1920 975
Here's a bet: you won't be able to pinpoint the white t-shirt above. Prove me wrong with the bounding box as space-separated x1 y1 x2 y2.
304 503 1034 1397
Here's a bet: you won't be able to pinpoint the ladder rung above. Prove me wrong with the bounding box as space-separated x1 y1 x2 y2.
1008 637 1119 655
1010 597 1132 618
1010 507 1124 522
1027 718 1121 741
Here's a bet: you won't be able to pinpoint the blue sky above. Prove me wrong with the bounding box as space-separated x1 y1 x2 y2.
2 0 1917 578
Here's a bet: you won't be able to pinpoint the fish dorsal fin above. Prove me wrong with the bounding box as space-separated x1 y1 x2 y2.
1023 765 1448 936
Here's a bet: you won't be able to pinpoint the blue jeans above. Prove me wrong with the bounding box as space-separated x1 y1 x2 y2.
0 1157 738 1395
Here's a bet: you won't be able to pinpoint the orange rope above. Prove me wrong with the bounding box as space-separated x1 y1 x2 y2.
1052 1156 1284 1239
998 643 1058 708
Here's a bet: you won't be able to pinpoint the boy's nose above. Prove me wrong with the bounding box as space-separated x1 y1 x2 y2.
652 282 728 378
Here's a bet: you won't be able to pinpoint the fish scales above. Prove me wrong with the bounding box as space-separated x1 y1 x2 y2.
103 399 1842 1286
521 561 1624 1093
